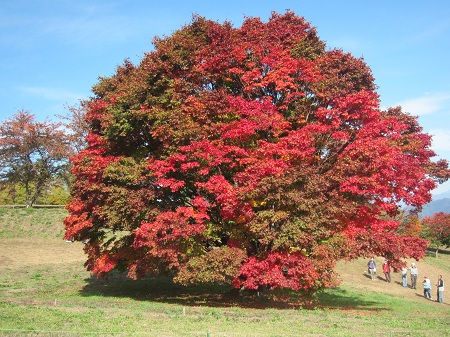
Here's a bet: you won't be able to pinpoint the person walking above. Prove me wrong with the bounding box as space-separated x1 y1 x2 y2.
382 260 391 283
401 266 408 287
423 276 432 300
367 257 377 281
436 275 444 303
410 263 418 289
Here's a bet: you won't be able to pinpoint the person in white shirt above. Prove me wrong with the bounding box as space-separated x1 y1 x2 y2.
409 263 418 289
401 266 408 287
422 276 432 300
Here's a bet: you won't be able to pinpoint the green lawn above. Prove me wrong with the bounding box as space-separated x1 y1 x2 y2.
0 208 449 336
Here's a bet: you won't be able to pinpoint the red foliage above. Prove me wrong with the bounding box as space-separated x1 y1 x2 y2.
233 252 322 291
64 11 449 293
422 212 450 247
0 110 72 207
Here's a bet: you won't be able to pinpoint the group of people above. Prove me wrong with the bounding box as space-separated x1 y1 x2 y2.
418 274 445 303
367 257 393 283
367 258 445 303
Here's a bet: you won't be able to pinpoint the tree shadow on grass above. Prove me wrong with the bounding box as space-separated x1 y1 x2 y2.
315 288 389 312
79 272 388 311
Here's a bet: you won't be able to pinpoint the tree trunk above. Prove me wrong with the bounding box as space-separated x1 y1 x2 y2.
25 181 31 208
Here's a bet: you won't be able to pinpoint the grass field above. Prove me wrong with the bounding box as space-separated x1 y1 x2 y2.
0 208 449 336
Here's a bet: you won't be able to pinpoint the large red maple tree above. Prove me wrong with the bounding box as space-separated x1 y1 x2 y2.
64 12 449 292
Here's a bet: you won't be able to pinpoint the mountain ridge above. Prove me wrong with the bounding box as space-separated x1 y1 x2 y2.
418 197 450 218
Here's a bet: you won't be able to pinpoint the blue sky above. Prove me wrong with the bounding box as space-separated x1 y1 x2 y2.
1 0 450 196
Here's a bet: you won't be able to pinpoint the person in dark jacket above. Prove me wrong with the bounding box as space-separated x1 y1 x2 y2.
436 275 444 303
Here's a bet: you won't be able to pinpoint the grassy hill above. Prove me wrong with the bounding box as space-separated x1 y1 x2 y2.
0 207 67 239
0 208 449 336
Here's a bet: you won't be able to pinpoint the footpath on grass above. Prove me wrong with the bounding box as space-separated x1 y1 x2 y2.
335 256 449 305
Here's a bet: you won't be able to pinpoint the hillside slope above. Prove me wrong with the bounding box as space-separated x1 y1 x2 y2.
336 256 449 304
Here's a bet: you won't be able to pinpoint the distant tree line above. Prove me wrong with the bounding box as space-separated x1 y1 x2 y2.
400 212 450 257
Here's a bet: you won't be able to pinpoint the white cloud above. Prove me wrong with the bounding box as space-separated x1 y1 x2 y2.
399 92 450 116
19 86 84 102
40 12 139 48
0 3 147 52
430 129 450 152
402 20 450 48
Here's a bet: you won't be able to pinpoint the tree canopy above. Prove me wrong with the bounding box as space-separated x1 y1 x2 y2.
64 12 449 292
422 212 450 249
0 110 72 207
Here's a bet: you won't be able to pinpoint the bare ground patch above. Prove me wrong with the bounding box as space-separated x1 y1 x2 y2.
0 238 85 270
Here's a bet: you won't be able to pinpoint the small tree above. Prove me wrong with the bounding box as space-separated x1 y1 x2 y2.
0 181 22 205
400 214 423 238
0 110 72 207
60 102 89 154
422 212 450 257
